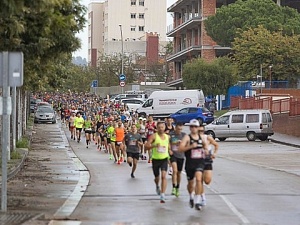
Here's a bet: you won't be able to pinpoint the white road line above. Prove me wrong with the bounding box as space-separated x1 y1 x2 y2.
208 186 250 224
49 125 90 222
182 171 250 224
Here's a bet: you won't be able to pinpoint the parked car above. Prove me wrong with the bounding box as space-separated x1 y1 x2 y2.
35 101 52 111
205 109 274 141
170 107 214 125
111 93 148 102
34 107 57 124
121 98 144 111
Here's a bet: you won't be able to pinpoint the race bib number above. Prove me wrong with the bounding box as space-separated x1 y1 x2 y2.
86 128 92 131
117 142 122 145
129 140 136 146
148 130 154 135
157 146 166 153
191 149 204 159
171 144 178 151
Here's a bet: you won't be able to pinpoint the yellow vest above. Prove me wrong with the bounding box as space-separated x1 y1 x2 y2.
152 133 169 160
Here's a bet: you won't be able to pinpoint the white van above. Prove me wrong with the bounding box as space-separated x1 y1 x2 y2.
111 93 147 102
205 109 274 141
136 90 205 118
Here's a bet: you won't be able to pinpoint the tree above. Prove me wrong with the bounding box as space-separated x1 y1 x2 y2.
232 25 300 85
95 53 138 87
205 0 300 47
0 0 86 90
182 57 238 96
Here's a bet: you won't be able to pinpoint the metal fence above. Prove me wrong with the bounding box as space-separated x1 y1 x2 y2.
230 96 300 116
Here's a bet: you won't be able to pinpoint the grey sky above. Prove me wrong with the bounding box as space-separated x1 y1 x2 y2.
73 0 177 58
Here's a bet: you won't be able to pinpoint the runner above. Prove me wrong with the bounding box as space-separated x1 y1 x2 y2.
179 119 208 210
199 124 219 206
84 116 93 148
146 121 169 203
69 112 76 140
138 118 147 160
169 122 185 197
165 117 175 176
74 112 84 143
107 120 117 162
146 116 156 163
115 120 125 164
95 115 104 150
125 124 143 178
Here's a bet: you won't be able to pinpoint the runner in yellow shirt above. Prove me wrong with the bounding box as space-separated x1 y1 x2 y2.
74 112 84 143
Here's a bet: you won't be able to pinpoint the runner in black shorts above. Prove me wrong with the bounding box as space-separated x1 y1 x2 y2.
169 122 185 197
179 119 208 211
125 124 143 178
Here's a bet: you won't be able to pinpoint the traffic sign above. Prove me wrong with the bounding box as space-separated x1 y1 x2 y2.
92 80 98 87
120 81 125 87
119 74 126 81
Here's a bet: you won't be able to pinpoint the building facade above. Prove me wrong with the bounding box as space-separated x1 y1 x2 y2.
88 0 167 67
166 0 300 88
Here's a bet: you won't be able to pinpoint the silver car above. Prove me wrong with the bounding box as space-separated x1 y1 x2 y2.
34 107 57 124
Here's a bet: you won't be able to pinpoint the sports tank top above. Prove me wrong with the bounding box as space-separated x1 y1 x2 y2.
152 133 169 160
185 134 206 167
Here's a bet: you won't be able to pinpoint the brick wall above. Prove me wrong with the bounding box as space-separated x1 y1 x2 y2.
202 0 216 16
202 49 215 61
273 113 300 137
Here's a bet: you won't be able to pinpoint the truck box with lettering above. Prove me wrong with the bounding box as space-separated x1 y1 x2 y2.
136 90 205 118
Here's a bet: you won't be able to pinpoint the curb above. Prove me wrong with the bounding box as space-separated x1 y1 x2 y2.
269 138 300 149
7 148 29 180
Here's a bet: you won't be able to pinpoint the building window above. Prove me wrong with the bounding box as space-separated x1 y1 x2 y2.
139 0 144 6
131 26 136 31
131 0 136 6
139 26 144 31
139 13 144 19
131 13 136 19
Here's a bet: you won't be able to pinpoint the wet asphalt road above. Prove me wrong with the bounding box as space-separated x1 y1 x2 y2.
63 126 300 225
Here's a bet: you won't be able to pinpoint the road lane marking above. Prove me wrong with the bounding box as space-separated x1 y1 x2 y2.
181 171 250 224
50 125 90 221
209 186 250 224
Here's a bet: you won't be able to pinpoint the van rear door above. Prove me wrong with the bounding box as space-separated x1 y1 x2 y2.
262 112 273 133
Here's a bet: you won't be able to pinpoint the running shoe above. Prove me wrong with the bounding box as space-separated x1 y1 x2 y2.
71 135 73 139
73 137 75 140
124 159 126 163
175 188 180 197
168 168 173 176
131 173 135 178
117 160 121 165
156 186 160 195
171 187 176 195
86 146 88 149
120 157 123 163
189 199 194 208
201 198 206 206
129 162 132 167
195 203 202 211
109 155 113 160
148 159 152 163
160 196 165 203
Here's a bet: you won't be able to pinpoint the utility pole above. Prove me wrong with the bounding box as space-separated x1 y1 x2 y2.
119 24 124 94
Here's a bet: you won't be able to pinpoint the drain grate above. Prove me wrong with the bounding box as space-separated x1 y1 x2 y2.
0 212 42 225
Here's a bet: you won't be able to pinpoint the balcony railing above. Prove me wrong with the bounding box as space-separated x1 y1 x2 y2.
167 16 202 36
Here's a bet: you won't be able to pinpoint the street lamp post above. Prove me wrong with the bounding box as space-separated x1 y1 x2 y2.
269 65 273 89
119 24 124 94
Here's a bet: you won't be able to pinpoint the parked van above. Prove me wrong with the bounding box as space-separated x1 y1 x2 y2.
205 109 274 141
136 90 205 118
111 93 147 102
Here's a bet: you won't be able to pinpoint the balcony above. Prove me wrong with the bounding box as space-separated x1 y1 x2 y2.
167 45 202 62
167 16 202 37
167 0 196 12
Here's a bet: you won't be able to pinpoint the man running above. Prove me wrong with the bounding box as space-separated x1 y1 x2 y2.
179 119 208 210
125 124 143 178
74 112 84 143
69 112 76 140
169 122 185 197
146 122 169 203
146 116 156 163
84 116 93 148
199 124 219 206
115 120 125 164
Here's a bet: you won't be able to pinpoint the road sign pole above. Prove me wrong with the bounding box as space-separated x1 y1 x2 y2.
1 52 10 212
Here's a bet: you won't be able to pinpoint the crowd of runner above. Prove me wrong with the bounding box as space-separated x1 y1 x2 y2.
33 92 219 210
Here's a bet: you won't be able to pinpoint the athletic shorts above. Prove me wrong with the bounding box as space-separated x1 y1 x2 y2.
107 138 111 144
65 116 70 120
116 141 123 147
127 152 140 160
69 126 75 131
142 137 147 143
204 158 213 171
91 129 96 134
85 130 92 134
76 128 82 132
185 161 205 181
170 155 184 172
96 132 101 137
152 158 168 177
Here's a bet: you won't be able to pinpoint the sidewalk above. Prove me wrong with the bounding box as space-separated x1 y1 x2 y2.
269 133 300 148
0 123 88 225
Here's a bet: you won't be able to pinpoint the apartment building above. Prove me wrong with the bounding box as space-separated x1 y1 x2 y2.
166 0 300 88
88 0 167 67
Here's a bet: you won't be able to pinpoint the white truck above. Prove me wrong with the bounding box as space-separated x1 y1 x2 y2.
136 90 205 118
